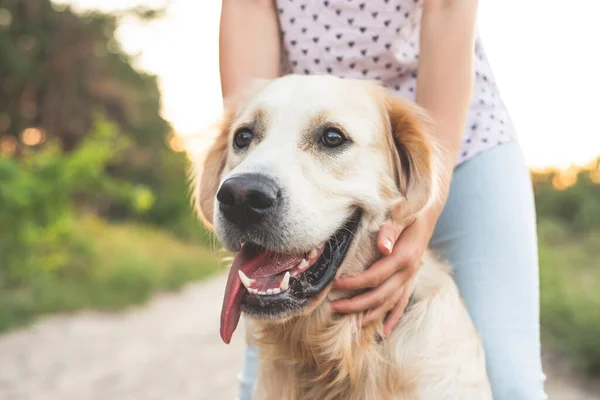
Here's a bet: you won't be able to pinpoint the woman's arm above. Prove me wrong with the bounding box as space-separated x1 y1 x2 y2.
417 0 478 211
332 0 479 335
219 0 281 99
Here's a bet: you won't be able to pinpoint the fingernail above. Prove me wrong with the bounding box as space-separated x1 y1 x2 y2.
383 239 393 254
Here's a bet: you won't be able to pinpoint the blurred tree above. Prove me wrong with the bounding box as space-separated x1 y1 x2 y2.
0 0 195 226
0 0 169 150
532 158 600 232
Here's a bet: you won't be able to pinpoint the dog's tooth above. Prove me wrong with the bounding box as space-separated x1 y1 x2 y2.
308 248 318 259
258 291 266 295
298 259 309 271
238 270 255 289
266 289 273 295
272 288 280 294
280 271 290 291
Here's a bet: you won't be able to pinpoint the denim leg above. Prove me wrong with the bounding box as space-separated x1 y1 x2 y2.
430 141 547 399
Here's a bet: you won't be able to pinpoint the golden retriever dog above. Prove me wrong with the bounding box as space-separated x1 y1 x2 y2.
192 75 492 400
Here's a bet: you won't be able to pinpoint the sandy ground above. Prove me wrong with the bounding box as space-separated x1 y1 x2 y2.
0 273 597 400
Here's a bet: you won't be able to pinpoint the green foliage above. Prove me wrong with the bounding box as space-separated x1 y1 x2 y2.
532 165 600 375
533 161 600 232
138 149 216 245
0 216 221 333
0 0 217 334
0 116 219 332
0 0 195 232
538 219 600 375
0 0 169 149
0 119 130 287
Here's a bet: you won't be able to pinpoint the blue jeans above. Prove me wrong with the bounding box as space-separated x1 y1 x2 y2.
238 141 547 400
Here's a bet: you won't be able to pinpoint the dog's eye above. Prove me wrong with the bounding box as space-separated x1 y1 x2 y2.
233 128 254 149
320 128 347 148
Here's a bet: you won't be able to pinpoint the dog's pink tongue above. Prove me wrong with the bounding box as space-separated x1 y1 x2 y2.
220 246 266 344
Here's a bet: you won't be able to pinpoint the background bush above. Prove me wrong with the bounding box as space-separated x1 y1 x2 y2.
533 161 600 232
538 220 600 375
0 119 220 332
0 119 126 288
533 166 600 377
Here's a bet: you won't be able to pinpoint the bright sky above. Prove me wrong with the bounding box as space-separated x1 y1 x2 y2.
56 0 600 169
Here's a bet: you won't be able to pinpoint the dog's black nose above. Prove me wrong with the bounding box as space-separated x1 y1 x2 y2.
217 174 280 224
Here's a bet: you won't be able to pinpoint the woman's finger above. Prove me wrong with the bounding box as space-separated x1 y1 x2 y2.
334 244 411 290
383 288 412 336
331 272 403 314
334 237 418 291
362 277 406 326
333 254 401 291
376 221 405 255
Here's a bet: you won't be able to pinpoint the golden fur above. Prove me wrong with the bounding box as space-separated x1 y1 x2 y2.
191 76 491 399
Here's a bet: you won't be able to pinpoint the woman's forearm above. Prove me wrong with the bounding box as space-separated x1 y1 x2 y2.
417 0 479 206
219 0 281 99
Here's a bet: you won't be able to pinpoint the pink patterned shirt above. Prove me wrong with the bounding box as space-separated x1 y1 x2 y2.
276 0 516 165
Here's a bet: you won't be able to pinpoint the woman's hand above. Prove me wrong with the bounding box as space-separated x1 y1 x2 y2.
331 207 441 337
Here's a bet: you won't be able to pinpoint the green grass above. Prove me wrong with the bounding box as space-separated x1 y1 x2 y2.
538 219 600 375
0 216 224 333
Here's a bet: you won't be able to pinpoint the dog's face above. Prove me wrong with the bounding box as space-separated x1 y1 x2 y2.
192 75 438 343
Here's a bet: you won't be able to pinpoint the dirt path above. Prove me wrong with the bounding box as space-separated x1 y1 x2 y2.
0 273 597 400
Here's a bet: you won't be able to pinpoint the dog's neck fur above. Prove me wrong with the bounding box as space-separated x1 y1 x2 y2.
251 229 409 400
254 311 403 400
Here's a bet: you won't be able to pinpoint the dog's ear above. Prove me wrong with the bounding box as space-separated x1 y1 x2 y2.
383 93 441 225
191 79 270 229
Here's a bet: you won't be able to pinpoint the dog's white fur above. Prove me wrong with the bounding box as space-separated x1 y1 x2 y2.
192 75 492 399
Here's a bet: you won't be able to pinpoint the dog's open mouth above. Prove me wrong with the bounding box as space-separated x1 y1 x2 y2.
219 210 361 344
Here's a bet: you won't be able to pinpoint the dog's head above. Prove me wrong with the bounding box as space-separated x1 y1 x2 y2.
192 75 440 343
